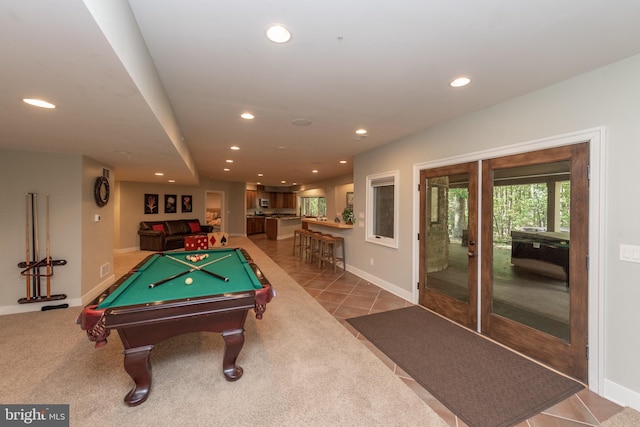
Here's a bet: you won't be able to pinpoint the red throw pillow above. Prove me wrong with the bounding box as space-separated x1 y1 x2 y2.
151 224 165 234
188 222 201 233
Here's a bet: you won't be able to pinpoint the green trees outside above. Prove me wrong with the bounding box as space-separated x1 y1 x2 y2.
300 197 326 217
448 182 570 245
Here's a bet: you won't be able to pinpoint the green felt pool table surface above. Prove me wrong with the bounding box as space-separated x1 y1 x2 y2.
77 247 274 406
97 248 263 309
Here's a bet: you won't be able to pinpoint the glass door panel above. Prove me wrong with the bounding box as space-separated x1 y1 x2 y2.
490 162 571 341
419 162 477 329
481 143 589 382
426 174 470 301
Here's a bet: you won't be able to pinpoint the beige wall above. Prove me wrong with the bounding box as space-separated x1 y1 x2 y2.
0 150 112 312
116 178 247 250
81 157 115 301
116 181 207 250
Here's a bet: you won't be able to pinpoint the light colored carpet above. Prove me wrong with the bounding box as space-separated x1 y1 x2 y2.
601 407 640 426
0 237 447 426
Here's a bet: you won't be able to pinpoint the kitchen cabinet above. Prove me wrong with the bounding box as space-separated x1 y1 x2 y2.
267 192 296 209
246 190 257 209
265 218 278 240
246 216 265 235
283 192 296 208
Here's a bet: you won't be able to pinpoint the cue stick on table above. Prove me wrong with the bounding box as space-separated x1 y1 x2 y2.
25 194 31 300
196 253 233 268
198 268 229 282
163 253 232 282
148 269 194 288
164 253 232 269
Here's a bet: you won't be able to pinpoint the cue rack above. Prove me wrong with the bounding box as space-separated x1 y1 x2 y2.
17 193 67 304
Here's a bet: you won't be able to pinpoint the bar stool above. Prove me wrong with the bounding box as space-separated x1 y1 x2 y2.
300 229 314 260
307 231 324 264
292 228 308 257
319 235 345 272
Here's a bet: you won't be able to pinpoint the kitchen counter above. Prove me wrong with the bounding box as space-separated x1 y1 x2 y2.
266 216 302 240
302 218 354 229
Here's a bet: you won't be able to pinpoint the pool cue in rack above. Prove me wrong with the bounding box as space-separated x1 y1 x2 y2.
17 193 68 306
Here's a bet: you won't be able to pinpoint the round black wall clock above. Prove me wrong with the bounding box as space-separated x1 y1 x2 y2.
94 176 110 207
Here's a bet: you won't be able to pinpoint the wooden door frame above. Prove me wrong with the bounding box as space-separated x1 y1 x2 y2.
418 162 478 329
481 143 589 381
412 127 605 392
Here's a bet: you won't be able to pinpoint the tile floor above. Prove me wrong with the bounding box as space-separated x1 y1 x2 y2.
249 233 623 427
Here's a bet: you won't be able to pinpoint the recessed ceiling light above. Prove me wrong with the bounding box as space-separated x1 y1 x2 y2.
230 146 240 150
154 172 164 176
168 179 175 183
355 129 367 135
450 77 471 88
312 170 318 174
258 173 264 177
339 160 347 164
224 168 230 172
226 159 234 163
266 24 291 43
241 113 254 120
281 180 286 184
22 98 56 109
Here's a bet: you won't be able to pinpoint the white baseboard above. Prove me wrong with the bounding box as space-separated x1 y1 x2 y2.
604 378 640 411
81 274 116 305
347 265 413 302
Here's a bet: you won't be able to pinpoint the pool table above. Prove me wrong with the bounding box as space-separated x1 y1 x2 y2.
76 247 274 406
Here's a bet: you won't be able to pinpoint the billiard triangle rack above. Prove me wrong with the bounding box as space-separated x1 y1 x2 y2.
17 193 67 305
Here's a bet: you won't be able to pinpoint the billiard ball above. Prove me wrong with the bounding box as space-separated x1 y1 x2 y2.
185 277 193 285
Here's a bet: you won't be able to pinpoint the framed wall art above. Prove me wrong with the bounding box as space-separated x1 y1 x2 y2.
144 194 159 214
181 195 192 213
164 194 177 213
346 192 354 208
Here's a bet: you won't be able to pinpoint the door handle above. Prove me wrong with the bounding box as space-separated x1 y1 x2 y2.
468 251 475 258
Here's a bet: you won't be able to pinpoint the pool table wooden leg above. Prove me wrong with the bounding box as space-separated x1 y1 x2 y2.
122 345 154 406
221 328 244 381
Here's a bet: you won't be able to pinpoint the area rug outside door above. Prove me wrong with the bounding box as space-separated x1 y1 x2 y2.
347 306 584 427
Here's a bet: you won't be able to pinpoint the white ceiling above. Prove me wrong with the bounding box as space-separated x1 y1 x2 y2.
3 0 640 186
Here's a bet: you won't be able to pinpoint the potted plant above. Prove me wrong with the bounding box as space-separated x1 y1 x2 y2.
342 207 355 224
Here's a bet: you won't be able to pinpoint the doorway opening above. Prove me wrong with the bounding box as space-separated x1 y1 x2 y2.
205 191 224 232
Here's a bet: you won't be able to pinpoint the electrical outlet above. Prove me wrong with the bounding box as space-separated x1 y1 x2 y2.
620 244 640 263
370 258 374 266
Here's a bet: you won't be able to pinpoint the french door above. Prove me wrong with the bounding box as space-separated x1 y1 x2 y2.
419 143 589 382
419 162 478 329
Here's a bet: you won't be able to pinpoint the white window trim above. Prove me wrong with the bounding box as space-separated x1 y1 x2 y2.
366 170 399 248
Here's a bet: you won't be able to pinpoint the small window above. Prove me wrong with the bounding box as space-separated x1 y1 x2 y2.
300 197 326 217
366 171 399 248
